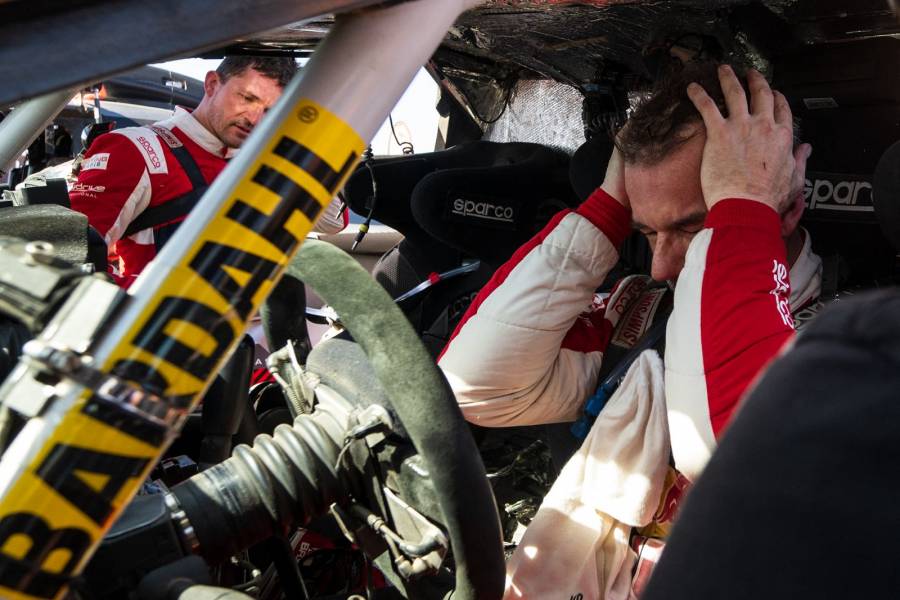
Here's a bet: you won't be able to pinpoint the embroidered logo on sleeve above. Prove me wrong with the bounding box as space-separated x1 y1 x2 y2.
771 260 793 327
81 152 110 171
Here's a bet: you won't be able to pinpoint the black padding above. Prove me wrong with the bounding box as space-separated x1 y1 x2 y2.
347 141 575 342
569 136 654 280
410 152 575 269
0 316 31 381
873 140 900 251
372 241 425 299
570 135 615 201
344 141 571 252
261 265 312 358
20 178 70 207
0 204 106 271
417 262 494 358
773 38 900 283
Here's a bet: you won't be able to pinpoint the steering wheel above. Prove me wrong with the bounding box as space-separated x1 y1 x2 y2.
287 240 505 599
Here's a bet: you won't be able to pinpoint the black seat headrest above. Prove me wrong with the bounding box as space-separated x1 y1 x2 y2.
342 141 568 234
343 141 575 268
773 37 900 283
569 135 615 201
873 141 900 252
410 155 575 268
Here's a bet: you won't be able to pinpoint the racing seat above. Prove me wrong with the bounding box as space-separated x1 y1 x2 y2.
569 133 653 283
775 37 900 292
343 141 577 356
874 141 900 254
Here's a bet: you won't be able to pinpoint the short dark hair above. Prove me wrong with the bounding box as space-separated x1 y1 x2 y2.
617 61 797 165
216 56 298 88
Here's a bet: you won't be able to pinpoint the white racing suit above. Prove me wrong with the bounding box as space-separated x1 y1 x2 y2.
439 188 822 597
439 187 822 481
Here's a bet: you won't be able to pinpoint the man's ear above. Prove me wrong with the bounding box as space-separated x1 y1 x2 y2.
782 143 812 237
203 71 220 98
781 192 805 237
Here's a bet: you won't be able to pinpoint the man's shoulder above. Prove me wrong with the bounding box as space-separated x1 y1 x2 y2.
88 126 170 176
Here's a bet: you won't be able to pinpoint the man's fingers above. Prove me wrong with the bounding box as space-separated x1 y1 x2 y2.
773 90 793 127
747 69 775 117
719 64 749 119
687 82 725 128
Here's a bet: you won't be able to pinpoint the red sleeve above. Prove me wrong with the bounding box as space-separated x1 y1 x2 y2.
666 198 795 480
437 188 631 426
69 133 150 243
701 199 795 435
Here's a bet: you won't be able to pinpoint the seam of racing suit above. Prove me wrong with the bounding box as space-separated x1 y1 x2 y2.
104 167 152 246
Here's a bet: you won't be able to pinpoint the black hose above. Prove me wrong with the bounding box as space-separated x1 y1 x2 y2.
260 536 309 600
233 394 261 448
261 274 312 364
172 407 347 564
198 335 254 465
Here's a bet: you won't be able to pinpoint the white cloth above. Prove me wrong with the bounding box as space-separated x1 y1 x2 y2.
788 228 822 312
504 350 670 600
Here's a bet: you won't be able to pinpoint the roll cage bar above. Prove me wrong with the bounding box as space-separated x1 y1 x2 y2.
0 1 488 598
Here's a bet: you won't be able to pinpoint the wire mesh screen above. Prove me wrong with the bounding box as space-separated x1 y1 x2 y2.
484 79 585 154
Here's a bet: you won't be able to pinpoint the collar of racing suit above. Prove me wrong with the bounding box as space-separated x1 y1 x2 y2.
788 227 822 312
154 106 236 159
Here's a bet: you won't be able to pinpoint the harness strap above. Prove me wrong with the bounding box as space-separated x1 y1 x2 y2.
122 126 210 238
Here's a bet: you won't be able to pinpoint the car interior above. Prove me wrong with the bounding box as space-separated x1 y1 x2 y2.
0 1 899 599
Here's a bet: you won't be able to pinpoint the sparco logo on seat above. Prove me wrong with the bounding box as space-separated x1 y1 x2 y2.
803 172 873 212
451 198 515 223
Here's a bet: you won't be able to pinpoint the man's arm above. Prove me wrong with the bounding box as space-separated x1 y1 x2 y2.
69 132 152 246
438 187 631 426
666 66 810 480
666 199 795 480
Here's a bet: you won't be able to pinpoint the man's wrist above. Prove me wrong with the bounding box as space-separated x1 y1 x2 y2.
706 194 777 212
576 187 632 248
704 198 781 232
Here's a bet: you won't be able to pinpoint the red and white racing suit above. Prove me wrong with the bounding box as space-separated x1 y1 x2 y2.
439 188 822 481
69 107 348 288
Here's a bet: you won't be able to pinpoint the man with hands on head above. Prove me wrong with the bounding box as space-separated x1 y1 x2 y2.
439 62 822 482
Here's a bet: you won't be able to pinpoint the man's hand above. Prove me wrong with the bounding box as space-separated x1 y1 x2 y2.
600 144 630 211
687 65 796 212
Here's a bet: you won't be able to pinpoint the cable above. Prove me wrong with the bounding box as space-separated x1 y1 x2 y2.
333 437 354 473
388 114 414 155
351 146 377 251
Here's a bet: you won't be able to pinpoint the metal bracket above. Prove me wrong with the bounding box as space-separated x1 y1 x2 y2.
23 340 190 430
